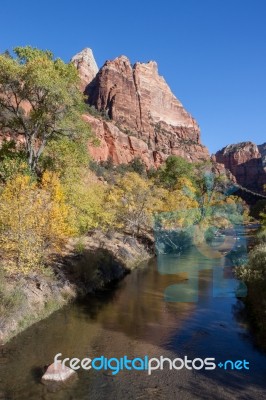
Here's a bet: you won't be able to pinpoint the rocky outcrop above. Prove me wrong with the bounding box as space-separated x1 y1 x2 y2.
84 114 208 167
71 48 98 91
210 157 237 183
215 142 266 193
71 50 210 167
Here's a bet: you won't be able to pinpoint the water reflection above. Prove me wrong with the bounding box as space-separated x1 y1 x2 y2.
0 230 266 399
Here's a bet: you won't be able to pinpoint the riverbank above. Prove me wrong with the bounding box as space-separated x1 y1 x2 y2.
0 231 153 345
2 240 266 400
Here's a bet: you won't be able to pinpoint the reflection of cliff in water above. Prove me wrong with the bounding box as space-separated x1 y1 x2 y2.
86 259 197 345
91 232 249 343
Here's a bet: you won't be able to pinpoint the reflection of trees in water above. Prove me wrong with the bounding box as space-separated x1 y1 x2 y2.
93 256 215 344
236 284 266 352
81 233 248 345
232 226 266 352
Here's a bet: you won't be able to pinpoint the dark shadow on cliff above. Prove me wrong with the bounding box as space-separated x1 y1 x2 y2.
223 156 266 205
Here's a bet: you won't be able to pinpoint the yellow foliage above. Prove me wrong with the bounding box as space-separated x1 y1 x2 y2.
153 178 199 229
0 173 75 274
175 177 197 194
107 172 160 234
106 172 198 234
62 169 114 233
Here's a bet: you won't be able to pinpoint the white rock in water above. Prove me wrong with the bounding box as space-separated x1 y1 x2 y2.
41 361 77 385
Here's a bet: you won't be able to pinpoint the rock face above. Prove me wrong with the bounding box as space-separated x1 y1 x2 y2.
84 114 208 168
258 143 266 170
215 142 266 193
71 48 98 91
72 51 209 167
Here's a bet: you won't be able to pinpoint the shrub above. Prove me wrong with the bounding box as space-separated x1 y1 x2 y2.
0 269 25 318
86 105 110 120
235 244 266 284
0 172 75 274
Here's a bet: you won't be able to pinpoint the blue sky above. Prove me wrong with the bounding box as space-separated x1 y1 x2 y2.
1 0 266 153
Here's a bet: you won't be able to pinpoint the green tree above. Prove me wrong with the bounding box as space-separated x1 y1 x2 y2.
40 136 90 180
0 46 90 172
157 156 194 188
0 139 30 182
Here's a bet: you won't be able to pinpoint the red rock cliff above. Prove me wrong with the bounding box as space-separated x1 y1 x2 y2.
72 49 209 167
215 142 266 193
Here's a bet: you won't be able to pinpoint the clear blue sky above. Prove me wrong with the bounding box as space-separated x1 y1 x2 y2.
1 0 266 153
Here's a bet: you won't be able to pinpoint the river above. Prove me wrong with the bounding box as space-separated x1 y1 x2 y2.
0 228 266 399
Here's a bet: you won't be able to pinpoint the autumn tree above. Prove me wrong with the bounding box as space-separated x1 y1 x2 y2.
63 169 115 233
0 46 90 172
156 177 200 229
41 138 113 233
0 172 75 273
107 172 162 235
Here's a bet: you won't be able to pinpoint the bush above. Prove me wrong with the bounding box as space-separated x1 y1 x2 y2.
0 140 30 182
89 157 147 181
257 229 266 244
0 173 75 274
40 136 90 179
235 244 266 284
86 105 110 120
0 269 25 318
89 160 105 176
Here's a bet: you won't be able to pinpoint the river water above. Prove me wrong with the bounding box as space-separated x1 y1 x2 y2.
0 229 266 399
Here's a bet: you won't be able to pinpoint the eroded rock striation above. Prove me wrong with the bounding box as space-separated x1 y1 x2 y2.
215 141 266 193
72 50 209 167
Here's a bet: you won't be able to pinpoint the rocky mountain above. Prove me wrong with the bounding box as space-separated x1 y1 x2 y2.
215 141 266 194
72 48 264 193
71 48 99 92
72 49 209 168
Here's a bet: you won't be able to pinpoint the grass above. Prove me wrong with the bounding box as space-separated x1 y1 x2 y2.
74 238 86 254
0 269 25 319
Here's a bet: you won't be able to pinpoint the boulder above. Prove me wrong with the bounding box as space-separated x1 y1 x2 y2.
41 361 77 388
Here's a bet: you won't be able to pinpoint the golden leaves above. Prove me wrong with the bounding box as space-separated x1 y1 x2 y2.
0 172 74 274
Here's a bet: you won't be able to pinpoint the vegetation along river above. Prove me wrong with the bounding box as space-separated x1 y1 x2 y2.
0 227 266 400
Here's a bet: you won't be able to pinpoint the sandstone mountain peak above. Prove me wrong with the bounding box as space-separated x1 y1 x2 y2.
71 50 210 167
71 48 97 64
103 55 132 73
134 60 158 73
115 55 130 63
71 48 98 90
